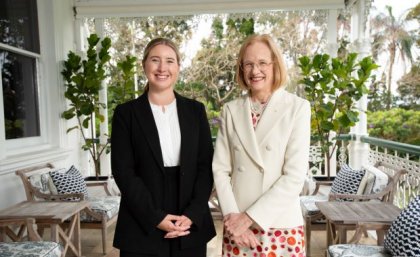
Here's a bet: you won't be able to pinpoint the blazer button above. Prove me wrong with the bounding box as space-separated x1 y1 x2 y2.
259 168 264 173
266 145 272 151
234 145 240 151
238 167 244 172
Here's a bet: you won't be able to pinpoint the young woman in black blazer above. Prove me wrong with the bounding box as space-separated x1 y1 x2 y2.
111 38 216 257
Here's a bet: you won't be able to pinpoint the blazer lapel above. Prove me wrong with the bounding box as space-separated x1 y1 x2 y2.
230 97 264 169
132 93 165 173
255 88 289 144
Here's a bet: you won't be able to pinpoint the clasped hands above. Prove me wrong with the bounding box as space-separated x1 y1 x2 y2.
157 214 192 238
224 213 260 248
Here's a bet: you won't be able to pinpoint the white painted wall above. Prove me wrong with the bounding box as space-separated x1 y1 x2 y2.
0 0 79 210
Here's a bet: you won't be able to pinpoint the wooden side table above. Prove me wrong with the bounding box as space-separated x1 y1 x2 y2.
316 201 401 247
0 201 89 257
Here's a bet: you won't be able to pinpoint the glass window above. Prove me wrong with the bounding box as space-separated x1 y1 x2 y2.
0 0 40 53
0 0 40 140
1 50 40 139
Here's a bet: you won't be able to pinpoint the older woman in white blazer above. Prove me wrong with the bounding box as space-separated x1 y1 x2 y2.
213 34 311 257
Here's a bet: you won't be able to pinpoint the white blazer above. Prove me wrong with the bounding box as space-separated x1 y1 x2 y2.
212 88 311 230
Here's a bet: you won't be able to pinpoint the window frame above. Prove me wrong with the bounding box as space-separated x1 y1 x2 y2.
0 0 65 171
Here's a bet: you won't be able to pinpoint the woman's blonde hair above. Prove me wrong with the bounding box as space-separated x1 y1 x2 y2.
142 38 181 91
235 34 287 91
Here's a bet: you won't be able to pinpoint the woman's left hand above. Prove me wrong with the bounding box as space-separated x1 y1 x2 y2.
224 213 253 237
164 215 193 238
174 215 193 227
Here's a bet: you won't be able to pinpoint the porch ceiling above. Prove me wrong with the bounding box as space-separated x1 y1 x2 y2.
74 0 345 18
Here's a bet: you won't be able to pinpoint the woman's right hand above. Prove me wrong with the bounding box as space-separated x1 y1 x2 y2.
157 214 190 238
229 229 260 248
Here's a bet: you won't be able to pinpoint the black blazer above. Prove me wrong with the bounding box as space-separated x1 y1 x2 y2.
111 92 216 254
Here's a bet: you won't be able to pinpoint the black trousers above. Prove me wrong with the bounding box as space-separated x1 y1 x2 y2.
120 166 206 257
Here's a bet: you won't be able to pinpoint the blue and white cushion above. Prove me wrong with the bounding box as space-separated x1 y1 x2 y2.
330 164 365 201
81 196 120 222
0 241 62 257
328 244 390 257
384 196 420 256
300 195 328 215
50 166 88 200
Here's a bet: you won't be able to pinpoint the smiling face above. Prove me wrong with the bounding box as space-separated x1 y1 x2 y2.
242 41 274 96
143 44 180 93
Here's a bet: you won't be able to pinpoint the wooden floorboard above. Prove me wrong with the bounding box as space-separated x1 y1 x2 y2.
73 219 376 257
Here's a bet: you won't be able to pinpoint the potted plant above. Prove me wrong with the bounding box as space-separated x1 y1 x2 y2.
298 53 379 179
61 34 112 179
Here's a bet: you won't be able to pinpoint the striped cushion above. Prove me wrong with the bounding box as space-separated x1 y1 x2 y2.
384 196 420 256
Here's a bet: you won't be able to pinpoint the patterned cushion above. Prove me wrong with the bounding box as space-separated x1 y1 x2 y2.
364 165 389 194
50 166 88 201
330 164 365 201
384 196 420 256
300 195 328 215
81 196 120 222
29 169 62 195
0 241 62 257
328 244 390 257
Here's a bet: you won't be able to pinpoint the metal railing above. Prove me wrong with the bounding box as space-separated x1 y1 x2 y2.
309 134 420 207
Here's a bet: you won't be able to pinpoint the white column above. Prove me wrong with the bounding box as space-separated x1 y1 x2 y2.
95 19 111 177
326 9 339 58
326 9 339 176
74 18 92 176
348 0 372 169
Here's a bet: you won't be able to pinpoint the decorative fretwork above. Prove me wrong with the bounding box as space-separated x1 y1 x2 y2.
368 149 420 208
338 141 348 168
309 144 323 176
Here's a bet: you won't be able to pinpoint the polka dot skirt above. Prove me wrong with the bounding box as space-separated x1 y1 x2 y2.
222 226 305 257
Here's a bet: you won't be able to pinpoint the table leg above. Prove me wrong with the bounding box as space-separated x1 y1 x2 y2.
377 230 385 245
50 224 66 257
48 214 82 257
338 226 347 244
73 212 81 257
326 220 332 247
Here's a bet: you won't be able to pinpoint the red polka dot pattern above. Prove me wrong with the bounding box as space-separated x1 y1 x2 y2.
221 226 305 257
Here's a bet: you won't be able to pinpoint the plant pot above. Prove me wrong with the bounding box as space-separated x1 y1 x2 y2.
312 176 335 182
84 176 109 181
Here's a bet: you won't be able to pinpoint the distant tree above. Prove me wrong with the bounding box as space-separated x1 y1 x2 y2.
368 108 420 145
368 72 390 112
257 10 328 95
184 16 253 110
397 61 420 110
406 2 420 47
370 6 416 109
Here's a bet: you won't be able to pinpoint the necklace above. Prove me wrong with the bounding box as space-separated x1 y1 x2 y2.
249 95 271 116
249 95 271 128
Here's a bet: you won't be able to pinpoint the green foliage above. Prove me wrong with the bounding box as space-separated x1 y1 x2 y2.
299 53 378 177
397 61 420 110
184 15 254 115
368 109 420 145
61 34 112 177
107 55 138 130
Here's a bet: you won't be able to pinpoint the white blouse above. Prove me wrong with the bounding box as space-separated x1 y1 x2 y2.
150 99 181 167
